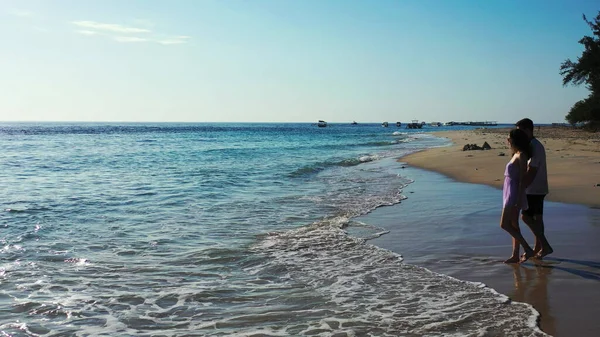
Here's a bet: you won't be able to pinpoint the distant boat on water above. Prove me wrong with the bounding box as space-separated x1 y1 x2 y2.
382 122 389 127
396 122 402 127
317 120 327 127
444 121 497 126
467 121 497 126
407 120 423 129
351 121 358 125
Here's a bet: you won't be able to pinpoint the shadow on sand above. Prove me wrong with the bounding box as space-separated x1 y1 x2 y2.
543 257 600 270
523 257 600 281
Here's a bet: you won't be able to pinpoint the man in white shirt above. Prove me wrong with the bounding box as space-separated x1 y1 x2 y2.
516 118 553 259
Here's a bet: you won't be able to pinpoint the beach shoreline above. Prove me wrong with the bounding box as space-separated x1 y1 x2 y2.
368 127 600 336
359 164 600 337
400 126 600 208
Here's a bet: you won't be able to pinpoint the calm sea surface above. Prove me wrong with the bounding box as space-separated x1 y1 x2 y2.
0 123 545 336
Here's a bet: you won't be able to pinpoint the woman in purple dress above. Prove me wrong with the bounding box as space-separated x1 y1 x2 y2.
501 129 535 263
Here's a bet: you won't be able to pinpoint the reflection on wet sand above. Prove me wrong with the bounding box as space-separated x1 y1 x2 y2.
510 264 556 336
588 207 600 227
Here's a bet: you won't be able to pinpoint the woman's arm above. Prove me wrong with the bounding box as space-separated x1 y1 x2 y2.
516 153 528 206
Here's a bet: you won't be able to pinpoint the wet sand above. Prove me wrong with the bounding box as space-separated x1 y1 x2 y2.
358 165 600 337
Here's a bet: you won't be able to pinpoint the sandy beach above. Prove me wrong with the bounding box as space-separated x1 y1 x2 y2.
368 126 600 336
401 126 600 207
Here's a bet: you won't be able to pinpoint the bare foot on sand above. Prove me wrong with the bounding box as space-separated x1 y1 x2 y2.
504 256 520 264
520 250 535 263
535 246 554 259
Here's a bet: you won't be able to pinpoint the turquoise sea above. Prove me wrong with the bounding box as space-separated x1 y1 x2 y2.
0 123 545 336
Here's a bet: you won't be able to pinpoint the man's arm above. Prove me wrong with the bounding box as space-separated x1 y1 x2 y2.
524 141 543 188
523 165 538 189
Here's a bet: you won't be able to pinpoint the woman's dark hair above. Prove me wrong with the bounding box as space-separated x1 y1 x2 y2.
509 128 531 157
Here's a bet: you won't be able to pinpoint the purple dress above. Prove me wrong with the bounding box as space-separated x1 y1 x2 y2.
503 160 528 210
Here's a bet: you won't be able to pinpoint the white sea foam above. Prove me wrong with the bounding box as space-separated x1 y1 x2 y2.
358 154 380 163
249 217 548 336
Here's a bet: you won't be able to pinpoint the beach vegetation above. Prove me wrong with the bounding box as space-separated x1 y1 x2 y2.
560 11 600 129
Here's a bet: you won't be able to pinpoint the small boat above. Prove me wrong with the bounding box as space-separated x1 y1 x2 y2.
407 120 423 129
396 122 402 127
351 121 358 125
382 122 389 127
430 122 441 127
317 120 327 127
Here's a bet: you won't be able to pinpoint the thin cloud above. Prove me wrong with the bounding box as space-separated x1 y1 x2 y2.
77 30 98 36
9 9 34 18
157 35 190 45
158 40 186 45
72 21 150 34
114 36 148 43
72 20 190 46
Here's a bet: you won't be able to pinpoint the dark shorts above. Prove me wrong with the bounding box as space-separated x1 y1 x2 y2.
522 194 546 217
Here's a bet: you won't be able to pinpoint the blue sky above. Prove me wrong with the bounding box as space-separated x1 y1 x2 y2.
0 0 598 123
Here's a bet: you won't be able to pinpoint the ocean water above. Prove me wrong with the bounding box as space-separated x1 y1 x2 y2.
0 123 545 336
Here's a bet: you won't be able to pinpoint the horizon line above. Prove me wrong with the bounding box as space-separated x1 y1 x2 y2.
0 120 561 124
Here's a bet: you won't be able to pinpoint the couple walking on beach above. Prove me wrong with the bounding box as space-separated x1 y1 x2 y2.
501 118 553 264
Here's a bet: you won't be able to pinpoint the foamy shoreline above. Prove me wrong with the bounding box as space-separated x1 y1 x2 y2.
373 128 600 336
362 164 600 337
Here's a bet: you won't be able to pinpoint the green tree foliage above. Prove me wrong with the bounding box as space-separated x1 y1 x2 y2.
565 93 600 128
560 12 600 126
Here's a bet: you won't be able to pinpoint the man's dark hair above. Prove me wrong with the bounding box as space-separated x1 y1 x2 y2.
515 118 534 131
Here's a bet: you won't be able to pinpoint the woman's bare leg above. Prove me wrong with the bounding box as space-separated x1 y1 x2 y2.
501 208 520 263
511 207 536 263
511 237 520 261
501 206 534 263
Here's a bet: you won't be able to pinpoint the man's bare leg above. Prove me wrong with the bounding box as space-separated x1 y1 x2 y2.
522 213 553 258
521 213 542 255
534 215 553 258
